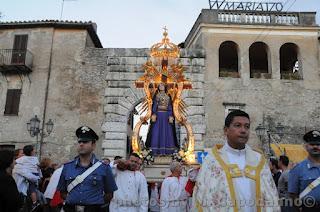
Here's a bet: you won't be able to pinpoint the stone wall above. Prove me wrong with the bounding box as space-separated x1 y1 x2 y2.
0 27 55 148
41 29 105 162
185 19 320 151
84 48 206 158
0 26 104 163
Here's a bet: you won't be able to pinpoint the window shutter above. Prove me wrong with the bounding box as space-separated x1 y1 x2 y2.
13 35 28 50
4 89 21 115
12 35 28 64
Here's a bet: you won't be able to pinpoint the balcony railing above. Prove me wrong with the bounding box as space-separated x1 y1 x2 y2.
218 11 299 25
184 9 316 47
0 49 33 73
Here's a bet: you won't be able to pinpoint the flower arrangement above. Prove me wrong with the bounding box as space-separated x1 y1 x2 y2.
136 148 155 165
172 147 189 162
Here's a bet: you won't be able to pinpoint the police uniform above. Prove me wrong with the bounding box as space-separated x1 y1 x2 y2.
288 130 320 212
57 126 117 212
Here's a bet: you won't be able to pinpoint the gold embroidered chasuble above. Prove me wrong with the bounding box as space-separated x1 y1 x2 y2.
192 144 280 212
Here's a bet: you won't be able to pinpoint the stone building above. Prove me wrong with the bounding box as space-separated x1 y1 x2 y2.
0 20 206 163
0 8 319 164
184 9 320 156
0 21 105 161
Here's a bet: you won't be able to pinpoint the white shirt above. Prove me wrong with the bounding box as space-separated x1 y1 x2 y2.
44 166 63 199
160 176 189 212
15 156 41 174
13 156 42 195
150 184 160 212
109 170 148 212
224 142 255 212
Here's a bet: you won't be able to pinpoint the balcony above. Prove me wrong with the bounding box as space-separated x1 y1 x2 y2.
217 12 299 25
0 49 33 74
203 9 316 26
185 9 317 47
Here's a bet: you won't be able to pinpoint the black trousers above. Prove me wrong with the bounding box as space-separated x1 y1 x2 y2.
63 204 106 212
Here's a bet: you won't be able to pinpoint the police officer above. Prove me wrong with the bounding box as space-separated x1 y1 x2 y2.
57 126 117 212
289 130 320 212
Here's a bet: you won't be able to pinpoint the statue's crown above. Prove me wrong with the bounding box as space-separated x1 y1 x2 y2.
150 27 180 58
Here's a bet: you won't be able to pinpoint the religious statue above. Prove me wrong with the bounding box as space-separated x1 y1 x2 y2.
131 28 196 163
145 83 179 155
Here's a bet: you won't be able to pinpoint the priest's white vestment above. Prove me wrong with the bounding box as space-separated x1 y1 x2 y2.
160 176 189 212
192 144 280 212
109 170 148 212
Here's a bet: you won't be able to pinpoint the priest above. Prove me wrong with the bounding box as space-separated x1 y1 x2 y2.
160 161 190 212
192 110 280 212
109 153 148 212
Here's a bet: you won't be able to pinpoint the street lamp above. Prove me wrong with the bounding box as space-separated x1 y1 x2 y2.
255 122 285 156
27 115 54 157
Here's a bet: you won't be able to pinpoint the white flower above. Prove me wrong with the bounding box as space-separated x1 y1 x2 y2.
142 150 148 156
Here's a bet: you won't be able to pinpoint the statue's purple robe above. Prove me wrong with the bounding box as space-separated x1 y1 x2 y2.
145 94 178 155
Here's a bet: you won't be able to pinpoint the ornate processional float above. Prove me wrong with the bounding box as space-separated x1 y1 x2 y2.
131 28 196 164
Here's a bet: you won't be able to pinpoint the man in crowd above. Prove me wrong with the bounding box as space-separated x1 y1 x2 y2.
102 157 111 166
192 110 280 211
160 161 189 212
289 130 320 212
109 153 148 212
270 157 282 187
57 126 117 212
278 155 290 212
109 156 123 168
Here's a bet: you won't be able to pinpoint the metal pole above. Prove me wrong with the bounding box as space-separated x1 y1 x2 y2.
268 132 271 156
60 0 65 20
36 133 41 158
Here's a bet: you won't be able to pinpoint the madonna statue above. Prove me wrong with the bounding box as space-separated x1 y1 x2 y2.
145 83 179 155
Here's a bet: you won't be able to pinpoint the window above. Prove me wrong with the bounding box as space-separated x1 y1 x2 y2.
249 42 270 79
223 102 246 118
4 89 21 115
219 41 239 78
11 34 28 64
280 43 301 80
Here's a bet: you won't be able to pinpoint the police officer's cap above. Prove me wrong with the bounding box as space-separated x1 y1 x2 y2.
303 130 320 144
76 126 99 142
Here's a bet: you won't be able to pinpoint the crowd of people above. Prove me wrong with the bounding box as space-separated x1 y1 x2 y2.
0 110 319 212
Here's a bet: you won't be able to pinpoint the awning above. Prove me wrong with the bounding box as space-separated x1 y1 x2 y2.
271 144 308 163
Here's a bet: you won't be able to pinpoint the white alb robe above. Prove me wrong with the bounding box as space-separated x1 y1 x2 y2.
160 176 189 212
192 143 280 212
225 142 255 212
109 170 148 212
150 184 160 212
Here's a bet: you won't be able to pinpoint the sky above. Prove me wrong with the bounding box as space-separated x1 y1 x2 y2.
1 0 320 48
